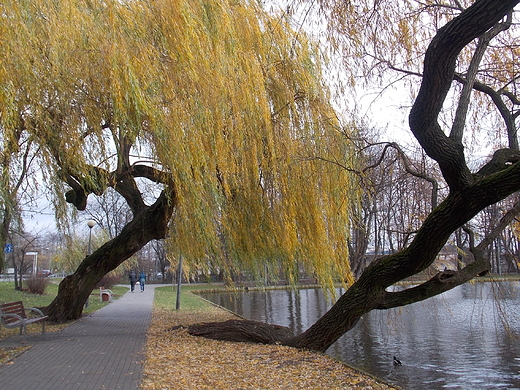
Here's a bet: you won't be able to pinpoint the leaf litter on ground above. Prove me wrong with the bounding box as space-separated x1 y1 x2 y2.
142 307 398 390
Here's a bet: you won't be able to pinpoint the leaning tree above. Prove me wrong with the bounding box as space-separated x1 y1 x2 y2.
283 0 520 351
0 0 358 321
189 0 520 352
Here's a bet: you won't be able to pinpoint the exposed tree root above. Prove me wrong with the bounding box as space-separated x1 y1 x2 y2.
188 319 294 345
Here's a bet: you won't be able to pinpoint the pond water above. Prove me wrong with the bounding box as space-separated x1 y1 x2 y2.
199 281 520 390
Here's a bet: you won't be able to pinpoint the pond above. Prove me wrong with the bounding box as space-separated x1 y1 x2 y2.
199 281 520 390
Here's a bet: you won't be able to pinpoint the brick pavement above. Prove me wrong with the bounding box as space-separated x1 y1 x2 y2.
0 284 164 390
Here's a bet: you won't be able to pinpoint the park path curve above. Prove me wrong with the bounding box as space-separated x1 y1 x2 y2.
0 284 166 390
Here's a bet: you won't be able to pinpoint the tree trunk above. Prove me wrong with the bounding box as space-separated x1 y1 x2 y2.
45 191 174 322
189 170 520 351
0 207 11 274
188 319 294 344
13 264 21 291
283 161 520 350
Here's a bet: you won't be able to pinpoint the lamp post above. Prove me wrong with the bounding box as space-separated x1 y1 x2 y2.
176 254 183 310
87 219 96 255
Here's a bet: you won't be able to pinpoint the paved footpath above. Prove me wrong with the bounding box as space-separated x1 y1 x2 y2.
0 284 165 390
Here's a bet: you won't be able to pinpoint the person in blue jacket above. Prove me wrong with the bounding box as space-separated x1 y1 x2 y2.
139 271 146 292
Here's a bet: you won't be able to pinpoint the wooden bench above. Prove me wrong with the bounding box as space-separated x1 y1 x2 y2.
0 301 48 342
100 287 113 302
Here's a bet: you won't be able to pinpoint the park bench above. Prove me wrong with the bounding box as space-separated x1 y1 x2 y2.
0 301 48 342
100 287 113 302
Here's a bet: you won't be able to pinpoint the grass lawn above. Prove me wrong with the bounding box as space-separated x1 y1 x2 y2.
153 283 223 311
0 280 129 313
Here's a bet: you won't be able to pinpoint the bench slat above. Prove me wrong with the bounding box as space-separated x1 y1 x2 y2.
0 300 48 342
0 301 27 319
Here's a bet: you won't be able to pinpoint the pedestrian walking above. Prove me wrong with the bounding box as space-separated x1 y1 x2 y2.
129 270 137 292
139 271 146 292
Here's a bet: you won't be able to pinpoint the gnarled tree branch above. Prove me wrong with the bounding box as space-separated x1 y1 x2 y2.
409 0 518 191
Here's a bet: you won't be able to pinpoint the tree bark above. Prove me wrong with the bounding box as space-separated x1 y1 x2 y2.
45 190 175 322
409 0 519 191
188 319 294 344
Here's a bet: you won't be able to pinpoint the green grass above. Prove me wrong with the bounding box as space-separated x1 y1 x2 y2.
154 283 224 311
83 285 129 313
0 281 61 308
0 280 128 314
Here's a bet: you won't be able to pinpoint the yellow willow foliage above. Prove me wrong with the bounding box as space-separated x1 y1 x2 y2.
317 0 462 80
0 0 360 289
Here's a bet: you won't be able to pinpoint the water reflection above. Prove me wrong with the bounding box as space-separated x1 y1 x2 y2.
199 282 520 390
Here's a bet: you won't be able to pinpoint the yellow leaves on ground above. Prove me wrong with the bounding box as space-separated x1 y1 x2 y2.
0 346 30 366
143 308 396 390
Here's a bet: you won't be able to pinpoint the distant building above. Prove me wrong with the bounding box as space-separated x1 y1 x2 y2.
432 245 460 271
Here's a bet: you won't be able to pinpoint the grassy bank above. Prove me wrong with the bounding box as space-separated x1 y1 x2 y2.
154 283 218 311
0 280 129 316
143 284 399 390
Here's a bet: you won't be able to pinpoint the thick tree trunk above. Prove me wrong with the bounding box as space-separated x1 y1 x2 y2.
188 319 294 344
189 166 520 351
45 191 174 322
281 149 520 352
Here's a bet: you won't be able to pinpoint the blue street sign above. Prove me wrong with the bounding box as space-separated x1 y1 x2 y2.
4 244 13 253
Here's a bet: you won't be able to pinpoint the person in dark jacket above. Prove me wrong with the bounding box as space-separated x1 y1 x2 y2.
139 271 146 292
129 270 137 292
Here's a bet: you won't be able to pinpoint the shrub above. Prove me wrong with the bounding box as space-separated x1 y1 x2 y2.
96 273 122 288
25 276 51 295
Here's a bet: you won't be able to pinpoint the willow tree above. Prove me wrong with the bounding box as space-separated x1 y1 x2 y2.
0 0 358 321
189 0 520 351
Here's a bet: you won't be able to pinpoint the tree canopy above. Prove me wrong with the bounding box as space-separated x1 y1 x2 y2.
0 0 359 308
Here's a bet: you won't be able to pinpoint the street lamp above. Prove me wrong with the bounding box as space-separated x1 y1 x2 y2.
87 219 96 255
